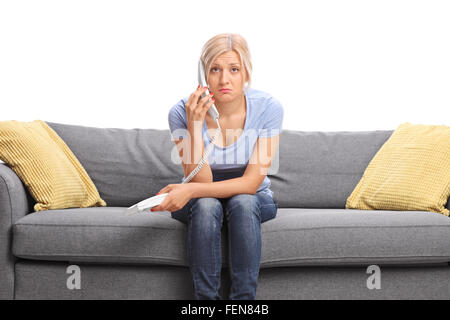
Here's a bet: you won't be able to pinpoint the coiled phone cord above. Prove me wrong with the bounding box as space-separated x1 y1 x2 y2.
181 118 221 184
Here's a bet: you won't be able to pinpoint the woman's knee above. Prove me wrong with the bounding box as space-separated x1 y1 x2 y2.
226 194 260 221
191 197 224 222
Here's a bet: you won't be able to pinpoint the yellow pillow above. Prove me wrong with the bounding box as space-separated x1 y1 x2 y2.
0 120 106 211
346 122 450 216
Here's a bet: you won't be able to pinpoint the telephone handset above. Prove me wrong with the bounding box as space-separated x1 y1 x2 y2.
124 59 222 215
198 60 220 121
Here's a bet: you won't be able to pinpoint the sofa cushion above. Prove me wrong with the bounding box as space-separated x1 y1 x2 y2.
13 207 450 267
45 121 183 208
12 207 227 267
260 208 450 267
269 129 395 208
12 207 228 267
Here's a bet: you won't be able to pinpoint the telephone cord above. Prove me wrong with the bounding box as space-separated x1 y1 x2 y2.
181 119 221 184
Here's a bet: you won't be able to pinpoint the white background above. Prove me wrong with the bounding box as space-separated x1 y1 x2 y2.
1 0 449 131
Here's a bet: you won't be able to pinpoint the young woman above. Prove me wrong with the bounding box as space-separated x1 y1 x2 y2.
152 33 283 300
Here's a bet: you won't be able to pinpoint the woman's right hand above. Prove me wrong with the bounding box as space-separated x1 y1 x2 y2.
185 85 215 125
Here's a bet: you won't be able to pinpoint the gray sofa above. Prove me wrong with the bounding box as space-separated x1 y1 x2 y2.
1 121 449 300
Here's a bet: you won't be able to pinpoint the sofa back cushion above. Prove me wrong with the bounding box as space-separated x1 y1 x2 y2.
45 122 449 209
269 129 395 208
46 122 183 207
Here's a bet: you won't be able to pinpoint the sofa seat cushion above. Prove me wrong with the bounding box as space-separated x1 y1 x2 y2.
13 207 450 267
12 207 226 267
260 208 450 267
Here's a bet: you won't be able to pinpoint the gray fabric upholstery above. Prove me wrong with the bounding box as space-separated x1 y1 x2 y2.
45 122 183 208
256 265 450 299
13 206 450 267
14 260 450 299
13 207 228 267
269 129 394 208
260 208 450 267
14 261 196 300
0 164 33 299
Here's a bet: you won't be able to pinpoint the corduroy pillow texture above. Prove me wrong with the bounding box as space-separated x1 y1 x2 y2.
346 122 450 216
0 120 106 211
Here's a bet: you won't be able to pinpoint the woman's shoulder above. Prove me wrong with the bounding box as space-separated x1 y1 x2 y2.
247 88 284 135
247 87 273 100
168 98 189 127
247 88 283 112
169 97 189 116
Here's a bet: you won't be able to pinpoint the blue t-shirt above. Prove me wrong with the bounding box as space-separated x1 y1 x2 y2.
168 88 284 198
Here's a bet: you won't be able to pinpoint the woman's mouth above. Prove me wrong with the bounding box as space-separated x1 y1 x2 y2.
219 89 231 93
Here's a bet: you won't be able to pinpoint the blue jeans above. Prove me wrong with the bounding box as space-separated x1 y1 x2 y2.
171 191 278 300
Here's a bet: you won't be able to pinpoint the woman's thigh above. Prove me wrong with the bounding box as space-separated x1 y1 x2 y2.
171 197 225 224
171 193 276 224
225 191 278 223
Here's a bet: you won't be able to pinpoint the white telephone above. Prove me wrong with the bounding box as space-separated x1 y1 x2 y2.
125 60 221 215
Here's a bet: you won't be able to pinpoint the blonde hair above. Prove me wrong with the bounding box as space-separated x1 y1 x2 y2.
200 33 253 94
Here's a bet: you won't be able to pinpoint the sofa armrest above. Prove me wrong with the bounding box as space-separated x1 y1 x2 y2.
0 163 33 299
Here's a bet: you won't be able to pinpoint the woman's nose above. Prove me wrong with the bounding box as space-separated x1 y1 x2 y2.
220 70 231 83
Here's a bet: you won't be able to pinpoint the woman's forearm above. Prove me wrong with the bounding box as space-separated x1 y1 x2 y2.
190 177 256 199
184 121 213 183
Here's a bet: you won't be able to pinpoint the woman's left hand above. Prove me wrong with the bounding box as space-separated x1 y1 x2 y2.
151 183 194 213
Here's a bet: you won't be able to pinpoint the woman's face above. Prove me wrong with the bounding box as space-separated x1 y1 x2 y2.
207 50 247 102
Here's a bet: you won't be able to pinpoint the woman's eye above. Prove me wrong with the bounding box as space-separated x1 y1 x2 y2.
211 67 239 72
